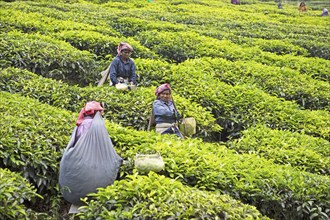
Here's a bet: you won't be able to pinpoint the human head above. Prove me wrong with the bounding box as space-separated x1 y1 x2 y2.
300 2 305 6
76 101 104 126
155 83 172 102
117 42 133 56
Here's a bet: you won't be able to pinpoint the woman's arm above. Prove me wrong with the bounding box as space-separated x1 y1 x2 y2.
110 59 119 85
129 61 137 84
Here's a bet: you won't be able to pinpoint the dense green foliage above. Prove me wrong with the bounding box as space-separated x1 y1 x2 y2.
0 0 329 219
137 58 330 140
179 57 329 111
0 67 220 137
227 124 330 175
78 172 270 219
1 91 329 219
0 168 40 219
0 92 73 207
0 31 97 85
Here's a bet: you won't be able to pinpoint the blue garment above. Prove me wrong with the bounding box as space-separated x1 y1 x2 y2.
153 99 180 124
109 56 137 85
161 126 184 138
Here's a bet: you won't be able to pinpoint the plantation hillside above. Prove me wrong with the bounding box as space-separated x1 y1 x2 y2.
0 0 329 219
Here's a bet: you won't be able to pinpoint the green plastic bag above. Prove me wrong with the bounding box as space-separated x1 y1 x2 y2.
135 153 165 173
179 117 196 137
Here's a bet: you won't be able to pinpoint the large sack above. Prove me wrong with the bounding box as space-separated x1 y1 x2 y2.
59 112 122 205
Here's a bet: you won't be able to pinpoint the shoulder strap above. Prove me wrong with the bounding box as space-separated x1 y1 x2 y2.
147 109 156 131
97 64 111 87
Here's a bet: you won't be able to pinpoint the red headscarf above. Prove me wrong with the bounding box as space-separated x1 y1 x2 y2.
116 42 133 56
155 83 171 96
76 101 104 126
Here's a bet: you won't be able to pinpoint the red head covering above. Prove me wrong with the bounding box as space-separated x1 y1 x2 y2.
155 83 171 96
76 101 104 126
117 42 133 56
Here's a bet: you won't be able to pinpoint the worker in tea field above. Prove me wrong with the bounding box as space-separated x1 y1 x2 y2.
298 2 307 12
109 42 137 90
321 8 328 16
231 0 240 5
151 83 184 138
60 100 123 214
277 2 283 9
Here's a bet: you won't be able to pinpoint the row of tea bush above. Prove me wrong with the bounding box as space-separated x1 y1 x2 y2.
135 58 330 140
1 2 329 80
0 67 220 138
1 91 329 219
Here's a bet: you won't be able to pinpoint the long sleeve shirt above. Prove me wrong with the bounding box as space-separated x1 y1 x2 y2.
153 100 180 124
109 56 137 85
76 116 94 141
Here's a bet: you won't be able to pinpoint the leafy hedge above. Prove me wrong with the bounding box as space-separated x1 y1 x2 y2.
1 1 328 83
110 16 187 36
78 172 269 219
136 58 330 141
1 91 329 219
0 67 221 138
135 30 329 81
120 138 330 220
54 30 160 61
236 37 309 56
0 7 118 36
292 38 330 60
173 64 330 140
0 8 160 61
0 30 97 86
1 1 329 219
0 168 40 219
0 91 73 208
228 34 330 60
227 124 330 175
161 2 329 38
179 57 330 111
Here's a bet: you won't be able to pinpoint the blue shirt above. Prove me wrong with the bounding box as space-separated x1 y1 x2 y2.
153 100 180 124
110 56 137 85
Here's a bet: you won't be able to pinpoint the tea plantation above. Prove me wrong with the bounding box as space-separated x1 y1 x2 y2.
0 0 329 219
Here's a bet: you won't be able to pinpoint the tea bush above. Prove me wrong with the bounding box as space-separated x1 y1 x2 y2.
292 38 330 60
0 67 220 138
110 17 187 36
0 8 117 35
135 30 329 81
136 59 330 140
179 57 330 111
0 31 97 86
54 30 159 60
121 138 330 220
1 91 329 219
227 124 330 175
78 172 269 219
241 38 309 56
1 0 329 219
0 91 73 206
0 168 40 219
